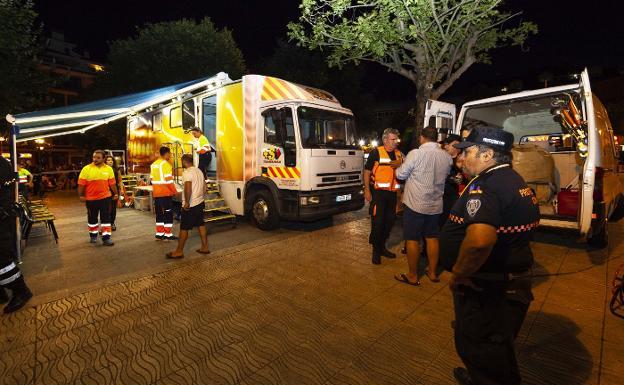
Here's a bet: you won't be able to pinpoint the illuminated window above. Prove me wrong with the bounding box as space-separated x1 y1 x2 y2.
152 112 162 132
170 106 182 128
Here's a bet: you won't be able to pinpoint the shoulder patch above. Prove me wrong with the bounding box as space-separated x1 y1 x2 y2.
466 198 481 217
468 184 483 195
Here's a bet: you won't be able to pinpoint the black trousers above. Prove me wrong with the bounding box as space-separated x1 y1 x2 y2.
86 198 112 240
198 152 212 178
110 199 117 225
154 196 174 238
369 189 397 251
0 210 23 290
453 279 532 385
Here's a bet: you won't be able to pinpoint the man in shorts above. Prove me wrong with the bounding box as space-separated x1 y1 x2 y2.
166 154 210 258
394 126 452 285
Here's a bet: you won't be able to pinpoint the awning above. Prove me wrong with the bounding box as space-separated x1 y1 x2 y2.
8 72 231 142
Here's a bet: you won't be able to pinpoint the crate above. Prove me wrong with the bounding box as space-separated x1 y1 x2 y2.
134 196 151 211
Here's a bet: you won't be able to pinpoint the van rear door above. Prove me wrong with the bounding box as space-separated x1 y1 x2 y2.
579 69 597 236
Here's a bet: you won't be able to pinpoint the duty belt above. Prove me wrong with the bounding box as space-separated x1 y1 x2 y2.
471 269 532 282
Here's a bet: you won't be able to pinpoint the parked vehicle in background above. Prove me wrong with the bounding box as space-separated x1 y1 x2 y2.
455 69 624 247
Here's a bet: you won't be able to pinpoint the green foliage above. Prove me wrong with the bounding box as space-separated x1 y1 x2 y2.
289 0 538 147
92 18 246 97
0 0 50 126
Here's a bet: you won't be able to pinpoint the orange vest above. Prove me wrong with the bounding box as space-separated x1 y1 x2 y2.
371 146 402 192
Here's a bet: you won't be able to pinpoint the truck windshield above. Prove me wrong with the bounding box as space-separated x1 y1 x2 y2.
297 107 357 149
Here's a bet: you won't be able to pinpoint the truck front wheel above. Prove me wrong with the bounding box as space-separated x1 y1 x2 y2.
250 190 280 231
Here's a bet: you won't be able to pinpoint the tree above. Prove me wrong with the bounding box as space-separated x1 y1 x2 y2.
0 0 50 134
92 18 246 97
288 0 538 148
82 18 246 149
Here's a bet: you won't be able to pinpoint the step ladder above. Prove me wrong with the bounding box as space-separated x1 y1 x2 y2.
203 179 237 230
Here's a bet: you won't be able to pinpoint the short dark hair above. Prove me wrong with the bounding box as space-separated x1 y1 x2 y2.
421 126 438 142
93 149 105 158
475 144 513 165
159 146 170 156
190 127 201 132
181 154 193 164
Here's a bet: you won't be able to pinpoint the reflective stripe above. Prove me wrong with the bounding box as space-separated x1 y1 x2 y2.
163 224 173 228
151 181 174 185
378 157 391 164
100 223 111 227
0 263 16 275
101 232 111 236
156 222 165 226
375 182 391 188
0 271 21 286
155 232 164 236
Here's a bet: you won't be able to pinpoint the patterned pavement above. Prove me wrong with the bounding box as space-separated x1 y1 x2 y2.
2 218 623 385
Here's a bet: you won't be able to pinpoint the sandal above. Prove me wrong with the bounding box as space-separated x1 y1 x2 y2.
394 273 420 286
425 268 440 283
196 249 211 255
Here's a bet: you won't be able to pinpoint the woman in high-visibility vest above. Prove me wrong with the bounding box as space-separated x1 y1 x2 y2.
191 127 212 178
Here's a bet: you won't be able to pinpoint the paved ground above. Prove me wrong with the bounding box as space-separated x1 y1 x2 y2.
2 192 623 385
18 191 367 305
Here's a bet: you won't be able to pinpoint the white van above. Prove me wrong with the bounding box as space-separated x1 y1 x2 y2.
455 69 624 247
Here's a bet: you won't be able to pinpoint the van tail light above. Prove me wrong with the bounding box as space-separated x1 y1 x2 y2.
593 167 604 202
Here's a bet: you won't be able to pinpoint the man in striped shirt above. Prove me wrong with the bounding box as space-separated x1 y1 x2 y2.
394 126 452 286
78 150 118 246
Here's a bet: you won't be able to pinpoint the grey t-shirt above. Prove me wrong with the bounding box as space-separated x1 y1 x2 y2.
396 142 453 215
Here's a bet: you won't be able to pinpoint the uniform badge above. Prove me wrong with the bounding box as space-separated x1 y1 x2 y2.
466 199 481 217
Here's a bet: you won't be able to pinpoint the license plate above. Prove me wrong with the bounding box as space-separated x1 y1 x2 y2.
336 194 351 202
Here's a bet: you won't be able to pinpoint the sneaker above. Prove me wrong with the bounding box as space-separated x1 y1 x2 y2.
102 238 114 246
371 250 381 265
382 248 396 259
155 234 164 240
90 237 97 244
164 235 179 241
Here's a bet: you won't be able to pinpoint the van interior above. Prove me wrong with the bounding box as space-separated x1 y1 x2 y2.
460 91 586 221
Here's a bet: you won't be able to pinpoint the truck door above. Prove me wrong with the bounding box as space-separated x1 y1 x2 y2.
260 106 300 190
201 95 217 174
579 69 597 236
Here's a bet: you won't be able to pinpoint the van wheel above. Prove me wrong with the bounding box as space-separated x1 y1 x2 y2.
588 221 609 249
250 190 280 231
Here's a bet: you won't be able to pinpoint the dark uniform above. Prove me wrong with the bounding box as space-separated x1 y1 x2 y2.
440 164 540 385
365 148 400 254
0 158 33 313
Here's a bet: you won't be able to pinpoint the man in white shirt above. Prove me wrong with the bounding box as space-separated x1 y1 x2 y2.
394 126 453 286
166 154 210 258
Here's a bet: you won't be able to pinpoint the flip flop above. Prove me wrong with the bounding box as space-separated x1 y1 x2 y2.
425 268 441 283
166 252 184 259
394 273 420 286
196 249 211 255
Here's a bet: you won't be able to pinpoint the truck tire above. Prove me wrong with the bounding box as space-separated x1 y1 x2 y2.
588 220 609 249
250 190 280 231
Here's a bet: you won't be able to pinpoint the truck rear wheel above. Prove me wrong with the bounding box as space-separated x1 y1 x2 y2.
250 190 280 231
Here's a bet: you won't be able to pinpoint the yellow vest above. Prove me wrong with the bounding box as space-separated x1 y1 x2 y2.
150 158 176 197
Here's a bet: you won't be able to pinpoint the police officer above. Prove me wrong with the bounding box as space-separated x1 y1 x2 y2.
364 128 403 264
0 157 33 314
440 126 540 385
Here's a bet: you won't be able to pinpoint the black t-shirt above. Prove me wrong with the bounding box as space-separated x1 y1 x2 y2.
440 164 540 274
364 148 398 171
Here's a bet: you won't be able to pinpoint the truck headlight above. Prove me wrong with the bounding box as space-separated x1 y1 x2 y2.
308 196 320 204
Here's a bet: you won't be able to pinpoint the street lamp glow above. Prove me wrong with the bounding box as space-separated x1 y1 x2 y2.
358 139 365 146
35 138 45 144
371 140 378 147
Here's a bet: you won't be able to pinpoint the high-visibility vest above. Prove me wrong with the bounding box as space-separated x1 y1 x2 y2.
77 163 115 200
18 168 31 184
195 135 211 155
371 146 402 192
150 158 177 197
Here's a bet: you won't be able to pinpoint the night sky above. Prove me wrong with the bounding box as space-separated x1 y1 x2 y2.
35 0 624 101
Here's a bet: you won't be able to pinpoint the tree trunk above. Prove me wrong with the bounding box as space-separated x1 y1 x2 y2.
409 85 430 150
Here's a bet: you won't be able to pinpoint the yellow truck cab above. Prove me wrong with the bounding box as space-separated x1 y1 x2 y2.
127 73 365 230
455 69 624 247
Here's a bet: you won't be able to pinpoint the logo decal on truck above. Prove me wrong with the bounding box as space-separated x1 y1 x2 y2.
262 147 282 162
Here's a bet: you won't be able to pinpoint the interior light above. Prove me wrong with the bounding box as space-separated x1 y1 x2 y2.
371 140 378 147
